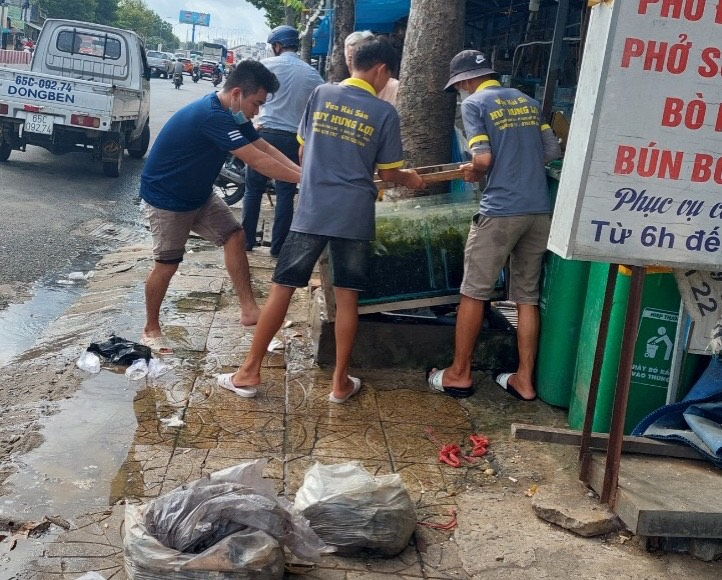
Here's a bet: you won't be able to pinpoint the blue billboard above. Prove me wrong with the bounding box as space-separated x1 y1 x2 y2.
179 10 211 27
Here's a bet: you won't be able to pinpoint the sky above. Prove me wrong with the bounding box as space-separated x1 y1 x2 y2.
144 0 270 46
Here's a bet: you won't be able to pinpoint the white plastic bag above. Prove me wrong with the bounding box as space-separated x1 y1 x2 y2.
294 462 417 557
76 351 101 374
75 573 106 580
124 459 326 580
125 358 148 380
147 358 169 379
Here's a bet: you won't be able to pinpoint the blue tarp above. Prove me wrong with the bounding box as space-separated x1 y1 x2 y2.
356 0 410 33
312 0 411 56
633 356 722 467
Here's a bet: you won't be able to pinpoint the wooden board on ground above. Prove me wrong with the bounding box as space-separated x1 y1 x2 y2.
511 424 705 461
587 453 722 537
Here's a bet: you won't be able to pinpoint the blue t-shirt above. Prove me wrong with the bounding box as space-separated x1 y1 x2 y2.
140 93 259 211
291 79 404 240
461 81 550 216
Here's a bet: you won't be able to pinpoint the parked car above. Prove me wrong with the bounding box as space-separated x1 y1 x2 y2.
146 50 173 78
176 57 193 75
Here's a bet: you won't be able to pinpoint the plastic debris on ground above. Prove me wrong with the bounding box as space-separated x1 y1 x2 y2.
76 351 101 374
160 415 185 428
75 573 106 580
294 461 417 557
125 359 149 380
124 459 327 580
147 358 169 378
88 335 151 365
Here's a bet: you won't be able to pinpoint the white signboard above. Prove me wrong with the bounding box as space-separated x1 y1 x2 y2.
548 0 722 268
674 269 722 354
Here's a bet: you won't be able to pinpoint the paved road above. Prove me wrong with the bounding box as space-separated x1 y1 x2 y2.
0 75 213 305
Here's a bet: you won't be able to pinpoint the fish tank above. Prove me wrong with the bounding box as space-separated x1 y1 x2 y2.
360 191 506 306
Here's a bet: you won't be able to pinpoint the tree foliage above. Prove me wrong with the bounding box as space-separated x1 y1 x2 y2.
35 0 178 50
246 0 308 28
37 0 98 22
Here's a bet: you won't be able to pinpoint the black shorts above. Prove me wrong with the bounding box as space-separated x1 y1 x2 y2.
272 231 371 291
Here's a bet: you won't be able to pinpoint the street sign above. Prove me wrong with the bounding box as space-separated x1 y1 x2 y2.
178 10 210 27
548 0 722 269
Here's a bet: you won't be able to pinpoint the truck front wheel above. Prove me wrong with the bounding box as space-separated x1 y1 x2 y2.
0 142 10 162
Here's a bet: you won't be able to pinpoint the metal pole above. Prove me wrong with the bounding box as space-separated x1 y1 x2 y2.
601 265 646 506
579 264 618 483
541 0 570 121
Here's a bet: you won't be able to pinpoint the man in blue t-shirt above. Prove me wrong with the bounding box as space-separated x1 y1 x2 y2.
217 37 425 401
140 60 301 353
427 50 561 401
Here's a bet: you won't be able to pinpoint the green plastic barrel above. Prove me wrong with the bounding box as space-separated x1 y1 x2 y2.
568 266 683 434
535 163 591 408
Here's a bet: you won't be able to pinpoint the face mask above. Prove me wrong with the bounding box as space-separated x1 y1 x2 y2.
229 97 248 125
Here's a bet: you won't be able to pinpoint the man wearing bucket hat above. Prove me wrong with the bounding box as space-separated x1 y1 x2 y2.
426 50 561 401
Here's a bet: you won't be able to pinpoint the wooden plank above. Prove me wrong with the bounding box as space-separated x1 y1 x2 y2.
511 423 706 461
358 295 460 316
374 162 465 189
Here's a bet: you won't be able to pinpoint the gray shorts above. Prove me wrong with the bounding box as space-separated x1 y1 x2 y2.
145 195 242 263
460 213 551 304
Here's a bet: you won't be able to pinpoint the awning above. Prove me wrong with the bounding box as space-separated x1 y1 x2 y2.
356 0 410 33
25 21 42 31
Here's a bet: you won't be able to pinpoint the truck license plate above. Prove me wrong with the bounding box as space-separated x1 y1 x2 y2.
24 113 54 135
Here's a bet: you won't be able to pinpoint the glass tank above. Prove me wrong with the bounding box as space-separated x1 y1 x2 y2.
359 191 504 305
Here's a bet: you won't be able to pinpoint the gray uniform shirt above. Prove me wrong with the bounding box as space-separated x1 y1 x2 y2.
461 80 560 216
291 79 404 241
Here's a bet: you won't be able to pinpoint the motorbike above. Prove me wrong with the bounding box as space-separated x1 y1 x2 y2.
191 65 200 83
214 155 246 205
211 66 223 87
213 154 276 206
173 71 183 89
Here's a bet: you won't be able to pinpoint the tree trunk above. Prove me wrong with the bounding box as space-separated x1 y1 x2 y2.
328 0 354 82
285 5 296 26
300 24 313 64
397 0 465 195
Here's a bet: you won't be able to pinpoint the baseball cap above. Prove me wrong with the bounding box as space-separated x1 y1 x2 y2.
444 50 497 92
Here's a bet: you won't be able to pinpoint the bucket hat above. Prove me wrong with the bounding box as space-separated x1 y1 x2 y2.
445 50 496 92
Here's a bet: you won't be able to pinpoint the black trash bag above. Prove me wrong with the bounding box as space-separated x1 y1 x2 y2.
294 462 417 557
124 460 327 580
88 335 151 365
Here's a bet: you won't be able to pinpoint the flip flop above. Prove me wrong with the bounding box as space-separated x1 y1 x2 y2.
426 368 474 399
141 335 174 355
495 373 537 401
216 373 258 398
329 376 362 403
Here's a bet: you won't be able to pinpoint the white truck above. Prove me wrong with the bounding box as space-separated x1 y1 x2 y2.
0 19 151 177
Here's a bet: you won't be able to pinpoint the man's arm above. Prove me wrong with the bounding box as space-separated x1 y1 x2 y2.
541 124 562 163
232 143 301 183
378 167 426 190
252 138 302 172
461 150 492 182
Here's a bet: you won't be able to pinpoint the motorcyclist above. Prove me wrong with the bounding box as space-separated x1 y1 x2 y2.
172 59 184 85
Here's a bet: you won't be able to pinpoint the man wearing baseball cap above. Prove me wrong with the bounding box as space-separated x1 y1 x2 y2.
426 50 561 401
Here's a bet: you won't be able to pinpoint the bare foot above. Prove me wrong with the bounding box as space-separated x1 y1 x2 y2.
240 305 261 327
232 367 261 387
507 374 536 400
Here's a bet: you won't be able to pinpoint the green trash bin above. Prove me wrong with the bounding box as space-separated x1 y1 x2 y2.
535 163 591 408
568 265 684 434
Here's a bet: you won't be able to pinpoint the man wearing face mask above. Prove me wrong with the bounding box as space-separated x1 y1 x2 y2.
243 25 323 258
426 50 561 401
139 60 301 354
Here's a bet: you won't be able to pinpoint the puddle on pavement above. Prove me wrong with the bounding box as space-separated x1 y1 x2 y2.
0 251 105 368
0 372 140 522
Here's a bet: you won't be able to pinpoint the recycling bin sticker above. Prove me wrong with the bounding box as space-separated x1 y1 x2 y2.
631 308 678 390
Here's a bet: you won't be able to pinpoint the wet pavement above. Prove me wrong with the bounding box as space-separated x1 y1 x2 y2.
1 204 721 579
